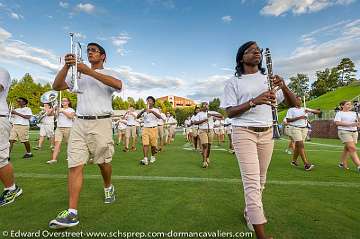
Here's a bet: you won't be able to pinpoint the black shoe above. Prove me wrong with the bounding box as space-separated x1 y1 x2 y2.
23 153 33 159
0 185 23 207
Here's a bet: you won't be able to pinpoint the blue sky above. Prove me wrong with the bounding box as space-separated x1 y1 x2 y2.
0 0 359 101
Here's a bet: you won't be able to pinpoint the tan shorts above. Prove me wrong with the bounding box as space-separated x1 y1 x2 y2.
213 128 221 135
287 126 308 142
158 125 164 139
225 128 232 135
0 118 11 169
192 128 198 137
142 127 158 147
125 126 136 138
67 118 114 168
39 124 54 138
9 124 30 142
118 129 126 135
338 130 358 144
55 127 71 143
199 129 214 144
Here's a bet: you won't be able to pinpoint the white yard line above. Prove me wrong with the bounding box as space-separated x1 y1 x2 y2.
15 173 360 188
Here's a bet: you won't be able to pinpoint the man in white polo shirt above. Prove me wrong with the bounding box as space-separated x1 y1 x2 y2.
137 96 162 165
9 97 33 159
157 108 166 151
286 96 320 171
0 67 23 207
123 106 138 152
49 42 122 229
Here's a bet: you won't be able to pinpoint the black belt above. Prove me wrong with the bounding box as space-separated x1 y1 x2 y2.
290 125 307 128
239 126 271 132
127 125 135 126
0 115 7 117
341 130 357 133
77 115 111 120
145 126 157 128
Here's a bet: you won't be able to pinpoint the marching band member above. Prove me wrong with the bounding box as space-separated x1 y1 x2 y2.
334 100 360 171
165 112 177 144
34 103 55 150
191 107 201 151
116 116 127 146
47 98 75 164
213 118 222 145
221 41 296 239
184 116 192 142
193 102 223 168
0 67 22 206
123 106 138 152
49 42 122 229
157 108 166 151
9 97 33 159
224 117 234 153
286 96 320 170
137 96 162 165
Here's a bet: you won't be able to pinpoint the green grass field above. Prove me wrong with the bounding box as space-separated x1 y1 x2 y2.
1 132 359 239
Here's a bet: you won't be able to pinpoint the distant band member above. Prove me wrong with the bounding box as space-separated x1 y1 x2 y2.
224 117 234 153
117 117 127 146
286 96 320 170
193 102 223 168
47 98 75 164
34 103 55 150
137 96 162 165
221 41 296 238
9 97 33 159
123 106 138 152
49 42 122 229
165 112 177 144
157 108 166 151
191 107 201 150
0 67 22 206
334 100 360 171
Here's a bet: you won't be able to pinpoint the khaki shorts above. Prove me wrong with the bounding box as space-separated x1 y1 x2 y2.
213 128 221 135
287 126 308 142
67 118 114 168
142 127 158 147
125 126 136 138
39 124 54 138
225 128 232 135
158 125 164 139
199 129 214 144
55 127 71 143
0 118 11 169
338 130 358 144
118 128 126 135
192 128 199 137
9 124 30 142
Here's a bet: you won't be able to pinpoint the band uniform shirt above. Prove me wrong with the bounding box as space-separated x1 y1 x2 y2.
0 67 11 116
65 68 121 116
13 107 32 126
58 108 75 128
125 112 137 126
195 111 218 130
157 113 166 126
286 107 307 128
143 108 160 128
220 72 284 127
334 111 358 131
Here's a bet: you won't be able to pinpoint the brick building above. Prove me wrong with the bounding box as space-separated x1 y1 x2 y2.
157 95 196 108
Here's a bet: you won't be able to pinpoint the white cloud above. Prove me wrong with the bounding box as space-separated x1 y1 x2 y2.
111 33 131 55
10 12 23 20
275 19 360 81
73 32 87 40
75 3 95 14
221 15 232 23
261 0 356 16
59 1 69 8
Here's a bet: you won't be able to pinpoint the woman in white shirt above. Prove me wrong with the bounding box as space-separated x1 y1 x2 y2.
334 100 360 171
47 98 75 164
221 41 296 239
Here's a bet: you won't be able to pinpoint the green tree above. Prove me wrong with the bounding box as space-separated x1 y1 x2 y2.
135 98 146 110
208 98 221 111
288 73 310 98
127 97 136 107
337 58 357 86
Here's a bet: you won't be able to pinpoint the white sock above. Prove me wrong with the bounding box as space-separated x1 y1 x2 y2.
143 157 148 161
4 184 16 191
68 208 78 215
104 185 113 191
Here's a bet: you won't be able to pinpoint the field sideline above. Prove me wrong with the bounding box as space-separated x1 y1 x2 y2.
1 132 359 239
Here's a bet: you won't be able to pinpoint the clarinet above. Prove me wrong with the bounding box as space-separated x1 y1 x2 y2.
264 48 281 139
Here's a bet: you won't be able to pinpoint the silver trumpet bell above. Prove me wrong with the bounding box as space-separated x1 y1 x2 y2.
31 90 59 126
69 32 83 93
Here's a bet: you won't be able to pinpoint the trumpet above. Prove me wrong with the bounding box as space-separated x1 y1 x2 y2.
8 102 14 120
69 32 83 93
264 48 281 139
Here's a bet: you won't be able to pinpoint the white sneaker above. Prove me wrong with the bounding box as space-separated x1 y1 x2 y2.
141 158 148 165
46 160 57 164
243 210 254 231
150 156 156 163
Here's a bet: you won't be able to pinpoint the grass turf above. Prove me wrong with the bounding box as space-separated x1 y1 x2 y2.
1 132 359 239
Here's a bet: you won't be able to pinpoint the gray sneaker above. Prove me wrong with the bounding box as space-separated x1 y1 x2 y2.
104 185 115 204
49 210 79 229
0 185 23 207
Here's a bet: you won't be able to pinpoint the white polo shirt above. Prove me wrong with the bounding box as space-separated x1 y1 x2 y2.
117 119 127 130
125 111 137 126
65 68 121 116
220 72 284 127
158 113 166 126
286 107 307 127
334 111 358 131
224 117 232 130
143 108 160 128
0 67 11 115
42 115 55 125
191 115 198 129
58 107 75 128
195 111 219 130
13 107 32 126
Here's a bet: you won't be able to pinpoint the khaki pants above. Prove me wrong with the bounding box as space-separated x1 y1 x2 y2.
232 126 274 225
9 124 30 142
67 118 114 168
0 118 11 169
